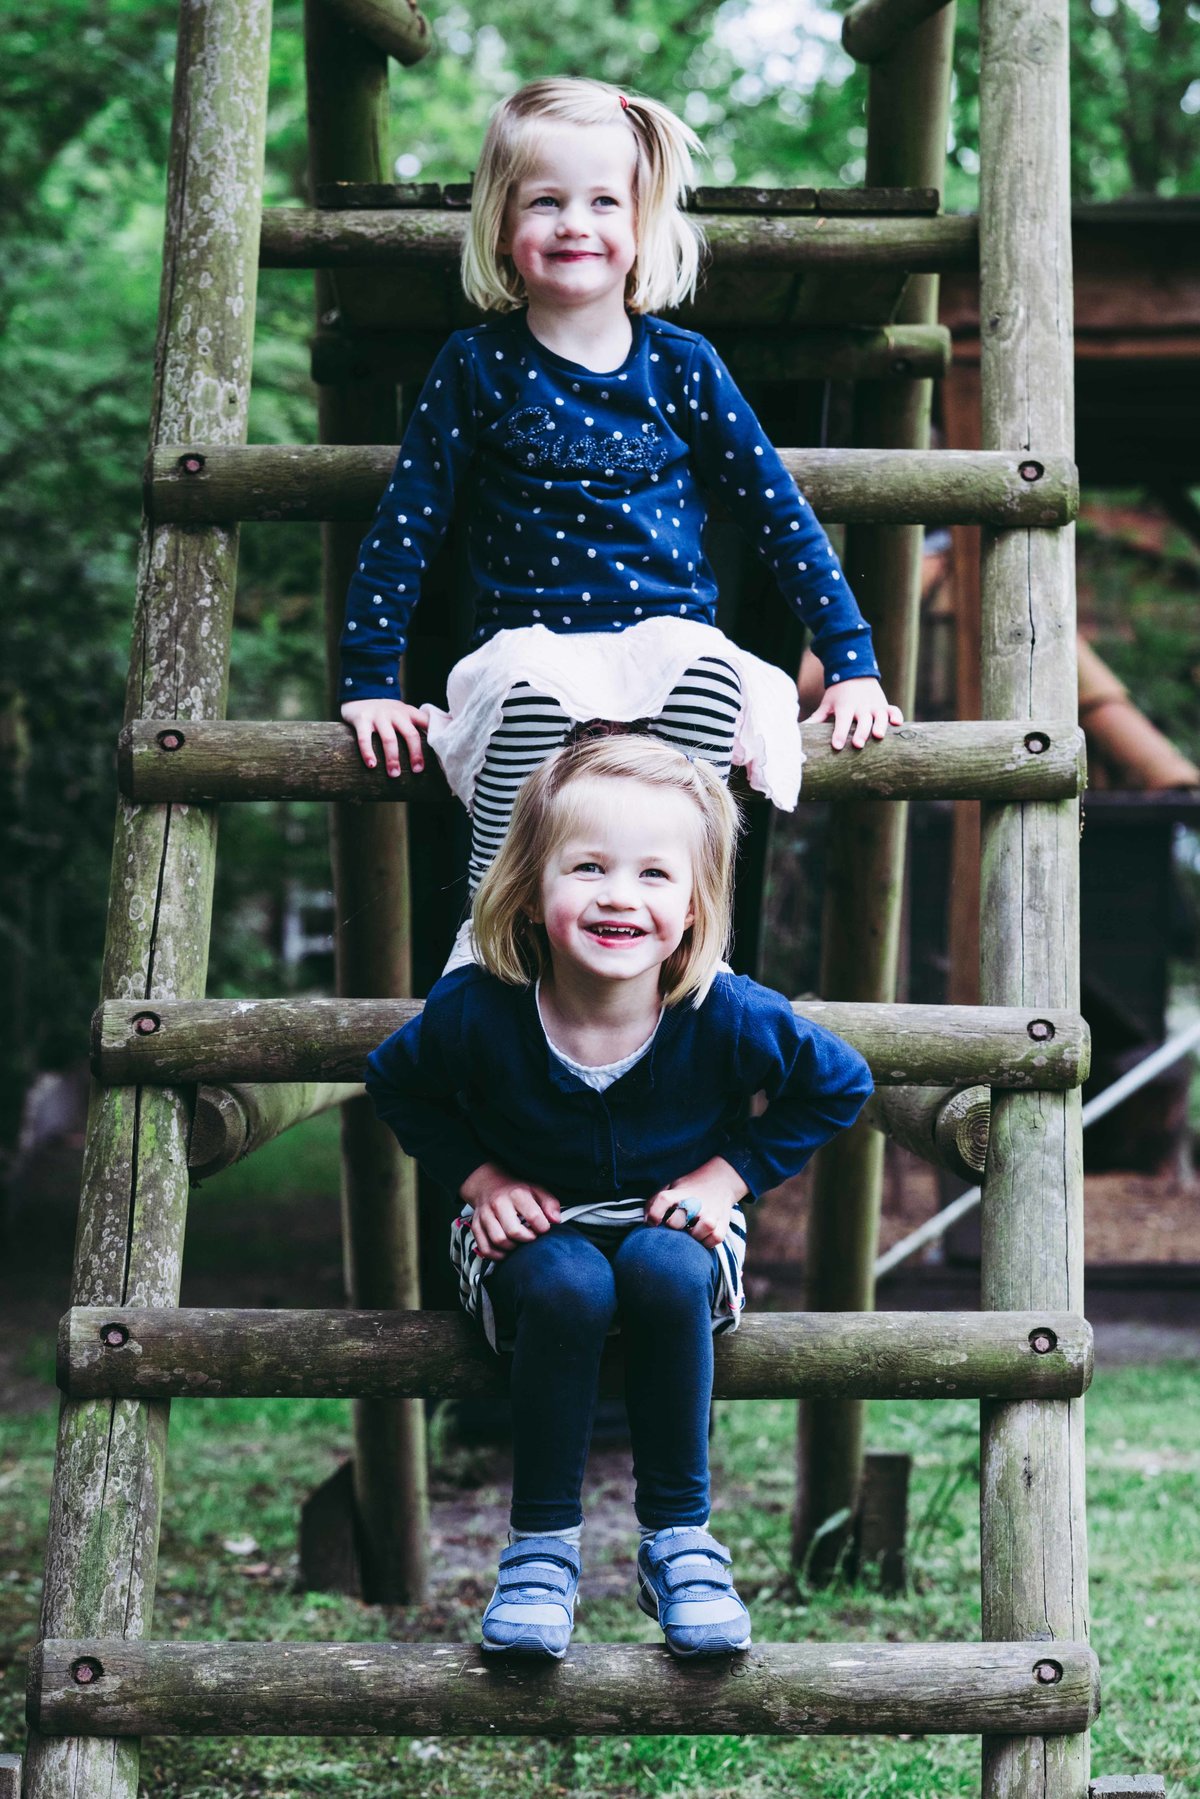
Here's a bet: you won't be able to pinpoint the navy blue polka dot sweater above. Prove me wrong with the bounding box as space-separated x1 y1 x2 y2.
340 310 880 703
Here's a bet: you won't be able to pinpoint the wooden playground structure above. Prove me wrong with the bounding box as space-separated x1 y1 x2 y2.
11 0 1169 1792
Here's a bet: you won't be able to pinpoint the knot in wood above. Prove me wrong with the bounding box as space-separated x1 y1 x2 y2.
70 1657 103 1685
1029 1328 1058 1355
133 1012 161 1036
1026 1018 1055 1043
100 1322 130 1348
1033 1659 1063 1685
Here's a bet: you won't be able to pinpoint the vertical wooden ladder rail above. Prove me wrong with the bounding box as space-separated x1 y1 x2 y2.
977 0 1090 1795
20 3 273 1796
303 0 429 1607
795 2 957 1576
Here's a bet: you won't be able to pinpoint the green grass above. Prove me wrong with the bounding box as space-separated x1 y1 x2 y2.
2 1365 1197 1797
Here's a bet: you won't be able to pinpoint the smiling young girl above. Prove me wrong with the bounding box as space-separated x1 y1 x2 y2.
365 736 873 1658
339 78 901 905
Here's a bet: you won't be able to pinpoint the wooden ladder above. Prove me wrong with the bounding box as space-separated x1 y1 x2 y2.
20 0 1135 1793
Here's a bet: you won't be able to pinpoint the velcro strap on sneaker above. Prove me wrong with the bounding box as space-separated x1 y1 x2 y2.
645 1530 732 1571
497 1560 572 1597
660 1559 733 1594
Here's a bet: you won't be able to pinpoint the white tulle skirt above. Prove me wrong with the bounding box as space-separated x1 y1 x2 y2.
422 616 805 812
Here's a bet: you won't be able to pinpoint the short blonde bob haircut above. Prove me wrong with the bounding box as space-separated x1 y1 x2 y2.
461 77 706 316
472 733 741 1009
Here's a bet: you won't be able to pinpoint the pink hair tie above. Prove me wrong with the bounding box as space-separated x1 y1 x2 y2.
618 93 629 110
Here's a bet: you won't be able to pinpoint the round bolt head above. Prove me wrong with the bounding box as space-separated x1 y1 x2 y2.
156 729 185 753
71 1657 103 1685
1033 1659 1063 1684
1024 731 1050 755
133 1012 161 1036
1029 1328 1058 1355
1018 459 1044 482
1027 1018 1055 1043
101 1323 129 1349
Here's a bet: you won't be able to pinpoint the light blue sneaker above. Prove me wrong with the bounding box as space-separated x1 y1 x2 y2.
637 1527 752 1657
481 1537 580 1658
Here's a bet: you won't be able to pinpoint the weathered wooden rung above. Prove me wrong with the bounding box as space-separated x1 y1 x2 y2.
59 1308 1093 1402
259 207 978 272
147 444 1077 528
91 997 1090 1090
0 1755 21 1799
315 180 943 216
862 1083 991 1179
189 1082 362 1181
30 1638 1100 1738
118 719 1086 807
310 323 953 387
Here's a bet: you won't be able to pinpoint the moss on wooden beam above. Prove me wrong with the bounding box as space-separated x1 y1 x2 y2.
32 1637 1100 1738
91 997 1090 1090
259 206 978 270
118 718 1086 806
60 1307 1093 1402
148 444 1077 528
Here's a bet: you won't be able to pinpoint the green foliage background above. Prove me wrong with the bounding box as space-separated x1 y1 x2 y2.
1 0 1197 1151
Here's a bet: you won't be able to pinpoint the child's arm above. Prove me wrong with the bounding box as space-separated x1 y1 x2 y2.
713 983 873 1201
366 980 563 1259
686 339 902 747
339 337 478 761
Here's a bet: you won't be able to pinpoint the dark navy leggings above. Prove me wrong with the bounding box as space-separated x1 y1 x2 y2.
484 1223 720 1533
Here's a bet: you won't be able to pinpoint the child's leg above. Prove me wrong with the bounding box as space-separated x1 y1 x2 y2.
614 1227 753 1657
485 1227 618 1532
610 1226 719 1528
647 656 742 781
468 682 573 893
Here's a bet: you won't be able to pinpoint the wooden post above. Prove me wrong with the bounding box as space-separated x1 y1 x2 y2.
794 2 956 1581
976 0 1090 1796
304 0 428 1604
21 4 272 1797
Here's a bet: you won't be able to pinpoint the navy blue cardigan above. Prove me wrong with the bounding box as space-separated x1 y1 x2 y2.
366 965 872 1206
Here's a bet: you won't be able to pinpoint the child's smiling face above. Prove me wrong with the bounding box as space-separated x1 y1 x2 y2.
530 776 698 994
498 122 638 318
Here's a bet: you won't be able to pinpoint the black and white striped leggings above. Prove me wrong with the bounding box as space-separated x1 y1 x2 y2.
468 656 743 893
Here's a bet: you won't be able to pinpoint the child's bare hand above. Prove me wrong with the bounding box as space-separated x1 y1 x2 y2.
810 677 903 751
340 698 429 777
645 1157 748 1250
460 1162 562 1261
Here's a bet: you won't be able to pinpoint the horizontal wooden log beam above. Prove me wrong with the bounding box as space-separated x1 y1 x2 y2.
118 719 1086 807
316 181 943 216
259 207 979 271
31 1638 1100 1738
842 0 953 62
147 444 1077 527
862 1084 991 1179
189 1081 362 1181
311 324 953 388
91 998 1090 1090
319 0 431 63
59 1308 1092 1402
